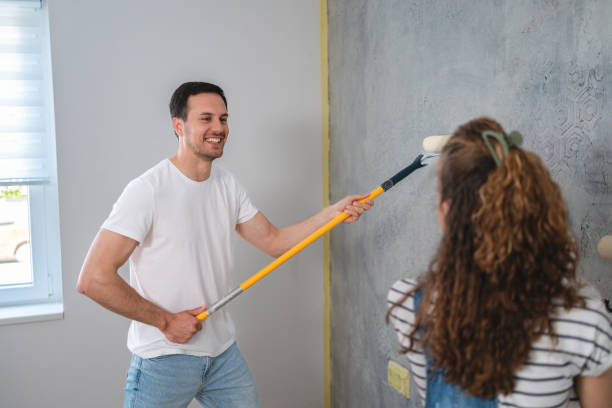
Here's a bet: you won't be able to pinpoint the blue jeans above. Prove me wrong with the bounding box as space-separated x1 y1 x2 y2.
124 342 259 408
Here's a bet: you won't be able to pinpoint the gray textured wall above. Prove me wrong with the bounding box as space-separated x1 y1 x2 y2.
328 1 612 407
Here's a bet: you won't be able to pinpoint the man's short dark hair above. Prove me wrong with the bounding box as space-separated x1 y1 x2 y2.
169 82 227 121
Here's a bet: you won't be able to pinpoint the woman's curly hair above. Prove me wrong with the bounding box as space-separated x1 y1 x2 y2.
387 117 584 398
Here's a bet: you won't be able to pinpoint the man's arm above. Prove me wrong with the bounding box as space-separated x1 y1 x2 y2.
575 369 612 408
77 229 205 343
236 194 373 258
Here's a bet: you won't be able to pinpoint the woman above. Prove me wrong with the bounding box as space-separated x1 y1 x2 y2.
387 117 612 407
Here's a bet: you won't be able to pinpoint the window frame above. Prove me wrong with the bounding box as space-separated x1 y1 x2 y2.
0 0 63 323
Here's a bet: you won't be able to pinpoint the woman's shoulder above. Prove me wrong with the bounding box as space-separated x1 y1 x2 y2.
558 281 611 321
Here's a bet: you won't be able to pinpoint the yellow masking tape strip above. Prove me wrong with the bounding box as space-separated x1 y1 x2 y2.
320 0 331 405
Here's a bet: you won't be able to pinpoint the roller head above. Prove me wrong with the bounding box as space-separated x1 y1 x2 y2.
423 135 451 153
598 235 612 260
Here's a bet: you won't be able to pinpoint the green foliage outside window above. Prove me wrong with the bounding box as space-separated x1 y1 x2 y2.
0 187 26 200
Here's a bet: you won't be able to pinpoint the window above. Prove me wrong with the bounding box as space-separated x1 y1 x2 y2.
0 0 62 324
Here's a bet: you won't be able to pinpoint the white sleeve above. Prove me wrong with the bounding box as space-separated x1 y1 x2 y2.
581 298 612 377
101 178 154 244
235 180 258 224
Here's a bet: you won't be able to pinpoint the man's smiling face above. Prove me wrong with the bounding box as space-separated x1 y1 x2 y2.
177 92 228 162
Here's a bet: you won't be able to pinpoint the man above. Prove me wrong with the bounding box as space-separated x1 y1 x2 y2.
77 82 372 408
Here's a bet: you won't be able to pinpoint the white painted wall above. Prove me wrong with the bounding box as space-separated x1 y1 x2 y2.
0 1 323 407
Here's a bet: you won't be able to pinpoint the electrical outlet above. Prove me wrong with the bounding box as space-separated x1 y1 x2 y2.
387 360 410 399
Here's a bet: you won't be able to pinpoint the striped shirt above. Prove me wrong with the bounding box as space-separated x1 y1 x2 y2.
387 278 612 407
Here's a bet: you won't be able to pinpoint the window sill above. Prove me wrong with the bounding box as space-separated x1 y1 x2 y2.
0 302 63 326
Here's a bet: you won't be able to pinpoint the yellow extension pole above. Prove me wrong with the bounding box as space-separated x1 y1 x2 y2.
196 154 428 321
196 186 383 321
241 185 384 292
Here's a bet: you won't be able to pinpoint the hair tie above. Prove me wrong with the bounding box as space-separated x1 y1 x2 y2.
481 130 523 168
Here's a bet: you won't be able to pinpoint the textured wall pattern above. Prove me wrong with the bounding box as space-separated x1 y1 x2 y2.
328 1 612 407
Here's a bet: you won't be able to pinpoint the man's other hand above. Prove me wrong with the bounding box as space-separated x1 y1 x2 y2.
161 306 207 344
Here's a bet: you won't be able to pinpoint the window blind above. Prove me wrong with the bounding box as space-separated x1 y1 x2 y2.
0 0 52 184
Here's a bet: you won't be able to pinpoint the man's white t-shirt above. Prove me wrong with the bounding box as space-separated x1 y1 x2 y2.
102 159 258 358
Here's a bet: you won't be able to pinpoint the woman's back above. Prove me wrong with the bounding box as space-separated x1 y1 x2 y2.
388 278 612 406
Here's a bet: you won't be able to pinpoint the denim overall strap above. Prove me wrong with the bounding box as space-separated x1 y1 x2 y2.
413 288 497 408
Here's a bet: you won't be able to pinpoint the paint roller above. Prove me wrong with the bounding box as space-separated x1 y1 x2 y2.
598 236 612 261
599 236 612 312
195 135 450 321
422 135 451 154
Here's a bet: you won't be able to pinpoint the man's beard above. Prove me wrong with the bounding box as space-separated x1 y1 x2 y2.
188 139 223 161
196 149 222 161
